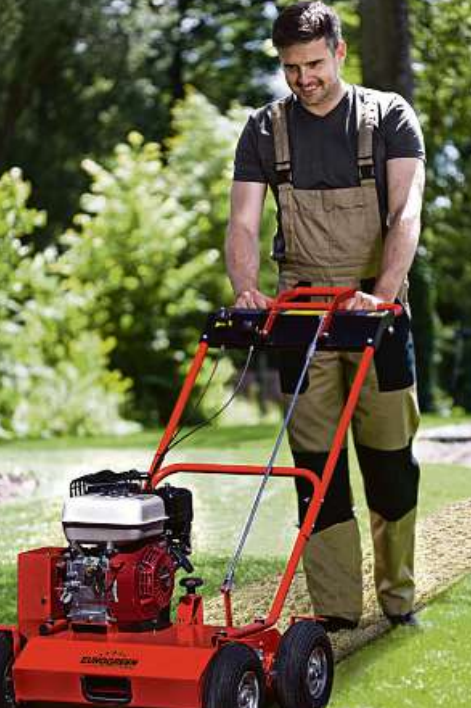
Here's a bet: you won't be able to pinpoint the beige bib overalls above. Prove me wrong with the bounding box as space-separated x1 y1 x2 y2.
272 89 420 621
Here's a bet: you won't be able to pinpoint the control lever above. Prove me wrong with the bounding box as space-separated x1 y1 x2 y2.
179 577 204 595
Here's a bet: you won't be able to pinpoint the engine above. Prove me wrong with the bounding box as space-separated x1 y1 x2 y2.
58 470 194 631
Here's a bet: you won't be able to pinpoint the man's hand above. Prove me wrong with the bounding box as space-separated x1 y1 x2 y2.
343 291 387 311
235 287 274 309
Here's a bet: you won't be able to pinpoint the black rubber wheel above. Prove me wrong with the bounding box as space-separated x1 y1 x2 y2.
203 642 265 708
0 632 16 708
274 621 334 708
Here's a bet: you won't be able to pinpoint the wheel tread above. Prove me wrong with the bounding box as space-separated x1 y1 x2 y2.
203 642 265 708
275 621 334 708
0 632 16 708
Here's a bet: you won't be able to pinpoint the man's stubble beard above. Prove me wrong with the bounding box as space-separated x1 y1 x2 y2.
299 76 343 110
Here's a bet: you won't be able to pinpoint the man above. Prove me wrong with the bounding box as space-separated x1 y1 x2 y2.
225 1 425 631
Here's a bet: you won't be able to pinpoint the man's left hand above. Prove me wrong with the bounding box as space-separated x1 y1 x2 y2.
343 291 388 311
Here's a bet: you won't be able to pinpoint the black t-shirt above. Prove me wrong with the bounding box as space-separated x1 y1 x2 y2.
233 84 425 231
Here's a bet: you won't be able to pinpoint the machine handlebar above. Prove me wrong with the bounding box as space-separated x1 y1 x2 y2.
270 286 403 315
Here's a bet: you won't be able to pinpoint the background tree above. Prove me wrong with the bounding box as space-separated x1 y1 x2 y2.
0 0 279 237
411 0 471 410
359 0 436 411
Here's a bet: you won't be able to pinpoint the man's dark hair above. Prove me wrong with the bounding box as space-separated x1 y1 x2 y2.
272 2 342 52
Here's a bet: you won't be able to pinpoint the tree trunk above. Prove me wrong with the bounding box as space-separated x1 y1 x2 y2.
359 0 436 411
359 0 414 102
168 0 190 102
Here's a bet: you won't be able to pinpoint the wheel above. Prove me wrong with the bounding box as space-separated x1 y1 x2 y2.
274 621 334 708
0 632 16 708
203 642 265 708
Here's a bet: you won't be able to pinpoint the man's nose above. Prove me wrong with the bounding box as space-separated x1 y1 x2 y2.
297 67 310 85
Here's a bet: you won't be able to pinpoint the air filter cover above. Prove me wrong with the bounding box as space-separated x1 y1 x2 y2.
62 494 167 544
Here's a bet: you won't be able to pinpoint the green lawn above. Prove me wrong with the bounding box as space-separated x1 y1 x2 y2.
1 414 471 706
331 573 471 708
0 405 468 452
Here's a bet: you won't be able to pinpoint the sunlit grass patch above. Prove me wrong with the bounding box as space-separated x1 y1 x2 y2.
330 573 471 708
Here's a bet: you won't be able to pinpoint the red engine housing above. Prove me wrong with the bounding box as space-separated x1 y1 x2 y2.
108 542 175 627
17 541 176 638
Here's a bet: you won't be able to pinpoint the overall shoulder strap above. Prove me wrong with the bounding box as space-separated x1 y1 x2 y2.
355 87 379 183
271 97 293 185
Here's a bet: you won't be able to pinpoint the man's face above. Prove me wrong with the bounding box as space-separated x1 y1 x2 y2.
279 37 346 112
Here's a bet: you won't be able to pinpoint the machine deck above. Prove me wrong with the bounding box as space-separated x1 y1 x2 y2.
14 625 221 708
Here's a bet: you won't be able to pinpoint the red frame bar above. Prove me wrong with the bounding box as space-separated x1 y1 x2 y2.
151 462 322 634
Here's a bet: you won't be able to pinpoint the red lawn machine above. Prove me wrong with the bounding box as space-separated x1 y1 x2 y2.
0 287 400 708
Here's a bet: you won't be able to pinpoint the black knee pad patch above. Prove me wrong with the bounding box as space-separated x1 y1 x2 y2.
293 449 353 533
356 441 420 521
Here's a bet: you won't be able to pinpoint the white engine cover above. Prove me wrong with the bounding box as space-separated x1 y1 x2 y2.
62 493 167 544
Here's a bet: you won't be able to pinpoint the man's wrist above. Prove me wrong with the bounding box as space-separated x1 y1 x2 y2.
373 279 400 303
372 290 395 303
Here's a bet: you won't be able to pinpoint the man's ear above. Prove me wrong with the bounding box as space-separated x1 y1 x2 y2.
336 39 347 62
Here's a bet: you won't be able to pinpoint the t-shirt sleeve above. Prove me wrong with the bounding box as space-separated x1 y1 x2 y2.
381 94 426 162
233 115 269 183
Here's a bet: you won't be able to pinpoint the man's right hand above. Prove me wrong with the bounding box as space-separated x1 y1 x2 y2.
234 288 274 309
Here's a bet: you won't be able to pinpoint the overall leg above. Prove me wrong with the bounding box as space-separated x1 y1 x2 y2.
349 318 420 617
283 350 363 623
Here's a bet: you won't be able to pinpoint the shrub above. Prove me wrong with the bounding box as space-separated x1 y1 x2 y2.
0 169 131 438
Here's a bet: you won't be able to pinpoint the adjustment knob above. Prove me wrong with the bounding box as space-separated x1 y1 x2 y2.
179 577 204 595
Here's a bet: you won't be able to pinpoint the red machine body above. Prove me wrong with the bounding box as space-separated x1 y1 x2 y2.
0 287 401 708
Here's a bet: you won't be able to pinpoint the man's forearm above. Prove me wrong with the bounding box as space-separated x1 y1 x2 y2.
225 181 271 308
225 224 260 297
374 158 425 302
373 213 421 302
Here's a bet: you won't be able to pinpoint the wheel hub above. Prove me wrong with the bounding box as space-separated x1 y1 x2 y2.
306 646 328 699
237 670 260 708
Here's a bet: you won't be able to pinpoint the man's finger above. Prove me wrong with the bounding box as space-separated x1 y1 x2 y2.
343 292 381 311
235 289 272 309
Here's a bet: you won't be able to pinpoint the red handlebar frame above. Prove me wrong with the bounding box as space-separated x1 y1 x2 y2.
262 286 402 337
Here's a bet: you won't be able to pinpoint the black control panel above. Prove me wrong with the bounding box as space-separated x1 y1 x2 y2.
202 308 395 352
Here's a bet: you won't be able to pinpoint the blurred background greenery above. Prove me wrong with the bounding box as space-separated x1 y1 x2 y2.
1 0 470 438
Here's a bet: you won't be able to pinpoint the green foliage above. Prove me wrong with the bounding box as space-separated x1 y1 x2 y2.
0 1 362 237
0 169 131 438
59 92 265 421
0 0 281 235
0 90 277 431
411 0 471 408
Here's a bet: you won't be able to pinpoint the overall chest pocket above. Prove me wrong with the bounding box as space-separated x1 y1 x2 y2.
324 188 381 267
